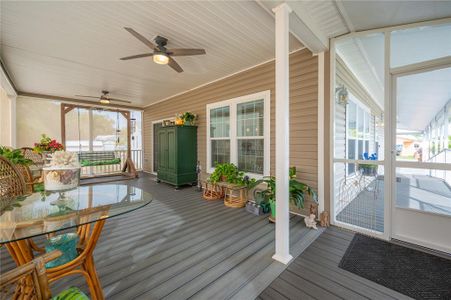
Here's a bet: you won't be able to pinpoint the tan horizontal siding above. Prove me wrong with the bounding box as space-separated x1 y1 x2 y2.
143 48 318 215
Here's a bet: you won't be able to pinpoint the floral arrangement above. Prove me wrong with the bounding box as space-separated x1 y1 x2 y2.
34 134 64 153
48 151 80 168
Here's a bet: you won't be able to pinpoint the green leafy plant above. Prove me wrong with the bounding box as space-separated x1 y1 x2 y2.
208 162 257 187
251 167 317 211
181 112 197 125
0 147 32 166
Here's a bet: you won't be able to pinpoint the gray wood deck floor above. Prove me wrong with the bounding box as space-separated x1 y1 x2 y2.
258 226 413 300
1 173 322 300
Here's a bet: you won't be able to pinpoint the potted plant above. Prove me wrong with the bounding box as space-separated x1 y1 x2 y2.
0 147 32 166
358 163 377 176
251 167 318 222
359 152 378 176
181 112 197 126
33 134 64 155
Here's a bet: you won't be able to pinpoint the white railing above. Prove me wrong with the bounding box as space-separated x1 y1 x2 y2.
80 150 143 177
427 149 451 185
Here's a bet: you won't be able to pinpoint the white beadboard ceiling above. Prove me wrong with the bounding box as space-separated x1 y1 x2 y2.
0 1 302 107
2 1 450 108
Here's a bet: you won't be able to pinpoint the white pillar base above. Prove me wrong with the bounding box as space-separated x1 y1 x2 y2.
272 254 293 265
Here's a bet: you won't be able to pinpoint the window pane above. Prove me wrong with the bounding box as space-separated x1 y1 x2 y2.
211 140 230 167
357 107 364 139
347 139 356 174
92 110 127 151
348 102 357 138
238 139 264 174
237 100 264 137
391 23 451 68
210 107 229 138
65 108 90 152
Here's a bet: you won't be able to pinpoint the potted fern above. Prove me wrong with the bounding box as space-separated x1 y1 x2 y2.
251 167 317 222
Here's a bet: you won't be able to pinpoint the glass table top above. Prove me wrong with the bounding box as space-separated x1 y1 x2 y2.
0 184 152 243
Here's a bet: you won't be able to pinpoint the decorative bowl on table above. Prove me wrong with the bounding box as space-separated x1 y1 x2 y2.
43 151 81 191
43 167 80 191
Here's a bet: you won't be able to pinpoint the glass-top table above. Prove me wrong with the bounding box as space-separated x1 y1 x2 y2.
0 184 152 299
0 184 152 243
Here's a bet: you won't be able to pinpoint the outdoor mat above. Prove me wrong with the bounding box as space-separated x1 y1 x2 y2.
339 234 451 299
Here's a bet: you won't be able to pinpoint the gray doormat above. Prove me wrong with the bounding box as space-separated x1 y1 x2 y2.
339 234 451 299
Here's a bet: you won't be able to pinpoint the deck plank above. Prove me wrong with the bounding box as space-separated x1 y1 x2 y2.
1 173 322 300
260 227 413 300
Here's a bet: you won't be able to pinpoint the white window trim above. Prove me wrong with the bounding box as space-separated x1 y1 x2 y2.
346 94 373 176
206 90 271 177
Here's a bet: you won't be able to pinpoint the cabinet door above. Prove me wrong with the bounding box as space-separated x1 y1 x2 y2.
166 127 177 173
158 129 168 171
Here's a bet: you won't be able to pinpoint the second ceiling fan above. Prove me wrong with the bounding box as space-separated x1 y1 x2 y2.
120 27 206 73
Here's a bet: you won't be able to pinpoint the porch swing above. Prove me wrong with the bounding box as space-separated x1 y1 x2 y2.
61 104 138 180
78 110 121 168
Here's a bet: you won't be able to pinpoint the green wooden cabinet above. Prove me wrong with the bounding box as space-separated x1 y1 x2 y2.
156 125 197 188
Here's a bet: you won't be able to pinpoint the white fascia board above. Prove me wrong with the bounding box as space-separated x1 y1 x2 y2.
256 0 329 54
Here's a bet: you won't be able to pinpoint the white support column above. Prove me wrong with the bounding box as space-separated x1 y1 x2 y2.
272 3 293 265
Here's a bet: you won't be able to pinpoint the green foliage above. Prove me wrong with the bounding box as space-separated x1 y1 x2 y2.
181 112 197 124
251 167 317 210
0 147 32 166
80 158 121 167
208 162 257 187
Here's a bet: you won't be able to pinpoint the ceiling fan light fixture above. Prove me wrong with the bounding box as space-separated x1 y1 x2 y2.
153 52 169 65
99 99 110 104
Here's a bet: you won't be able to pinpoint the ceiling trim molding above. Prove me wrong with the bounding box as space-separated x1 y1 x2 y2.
334 17 451 41
0 59 18 97
334 0 354 32
18 92 143 111
144 47 306 108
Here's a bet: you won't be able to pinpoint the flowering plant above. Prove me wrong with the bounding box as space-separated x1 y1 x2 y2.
33 134 64 153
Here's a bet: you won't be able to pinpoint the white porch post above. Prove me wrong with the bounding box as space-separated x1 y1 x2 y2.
272 3 293 265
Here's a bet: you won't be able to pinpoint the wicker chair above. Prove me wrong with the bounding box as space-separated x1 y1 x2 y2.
0 156 26 201
0 250 89 300
20 148 45 167
20 148 45 192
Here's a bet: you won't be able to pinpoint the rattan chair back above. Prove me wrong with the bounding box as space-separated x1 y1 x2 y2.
0 156 26 200
0 250 61 300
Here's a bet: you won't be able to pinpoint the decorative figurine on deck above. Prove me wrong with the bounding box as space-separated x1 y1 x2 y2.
304 204 318 230
320 210 330 227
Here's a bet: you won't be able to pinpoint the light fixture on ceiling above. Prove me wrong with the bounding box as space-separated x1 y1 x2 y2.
335 85 349 106
153 52 169 65
99 98 110 104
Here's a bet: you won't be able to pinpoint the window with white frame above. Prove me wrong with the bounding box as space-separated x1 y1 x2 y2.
347 94 373 175
207 90 270 176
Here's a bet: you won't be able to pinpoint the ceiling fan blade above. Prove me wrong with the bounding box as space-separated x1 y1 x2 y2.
107 97 132 104
75 95 99 99
168 57 183 73
120 53 154 60
168 48 206 56
124 27 157 51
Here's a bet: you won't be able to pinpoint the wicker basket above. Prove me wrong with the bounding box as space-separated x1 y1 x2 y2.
224 185 247 208
202 181 224 201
